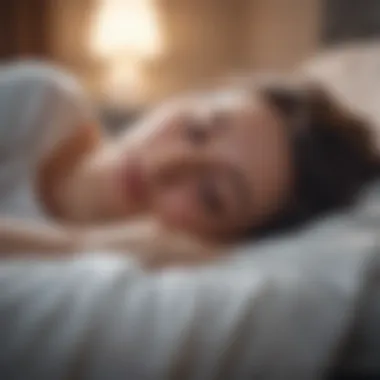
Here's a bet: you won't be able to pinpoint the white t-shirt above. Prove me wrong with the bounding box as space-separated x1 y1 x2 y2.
0 61 93 221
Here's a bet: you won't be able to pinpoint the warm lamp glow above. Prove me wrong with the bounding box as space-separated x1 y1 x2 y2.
91 0 162 58
102 58 145 107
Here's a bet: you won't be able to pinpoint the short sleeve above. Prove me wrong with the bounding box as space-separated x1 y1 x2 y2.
0 61 97 218
0 61 95 166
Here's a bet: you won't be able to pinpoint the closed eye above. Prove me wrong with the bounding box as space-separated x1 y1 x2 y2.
183 116 208 146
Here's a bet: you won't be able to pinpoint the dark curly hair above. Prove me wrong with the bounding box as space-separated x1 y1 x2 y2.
247 78 380 239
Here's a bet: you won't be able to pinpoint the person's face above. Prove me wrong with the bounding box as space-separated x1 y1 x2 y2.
85 89 294 240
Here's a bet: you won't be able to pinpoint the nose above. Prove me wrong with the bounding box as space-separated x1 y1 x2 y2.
151 147 208 187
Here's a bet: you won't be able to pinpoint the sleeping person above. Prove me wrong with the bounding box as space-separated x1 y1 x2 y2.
0 61 378 267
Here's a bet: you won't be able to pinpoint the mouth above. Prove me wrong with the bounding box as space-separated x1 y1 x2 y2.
122 158 148 204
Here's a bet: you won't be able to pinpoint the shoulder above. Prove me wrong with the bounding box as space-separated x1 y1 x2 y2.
0 60 92 126
0 60 86 99
0 60 96 159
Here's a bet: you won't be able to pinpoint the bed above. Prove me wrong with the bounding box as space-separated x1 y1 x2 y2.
1 42 380 380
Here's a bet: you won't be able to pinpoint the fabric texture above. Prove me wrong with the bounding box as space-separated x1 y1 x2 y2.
0 183 379 380
0 61 93 221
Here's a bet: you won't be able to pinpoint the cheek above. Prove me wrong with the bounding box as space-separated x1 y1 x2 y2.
152 183 201 230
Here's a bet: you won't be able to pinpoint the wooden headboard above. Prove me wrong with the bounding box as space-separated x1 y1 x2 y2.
322 0 380 46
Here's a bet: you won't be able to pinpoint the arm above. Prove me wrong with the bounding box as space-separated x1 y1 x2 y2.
0 219 78 255
0 218 222 268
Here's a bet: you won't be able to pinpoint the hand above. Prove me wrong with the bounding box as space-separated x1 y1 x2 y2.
79 219 224 270
0 217 224 270
138 229 223 270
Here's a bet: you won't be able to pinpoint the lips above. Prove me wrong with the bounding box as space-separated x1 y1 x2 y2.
122 159 148 204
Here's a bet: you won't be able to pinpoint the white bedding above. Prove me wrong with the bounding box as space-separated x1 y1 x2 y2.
0 185 379 379
1 45 380 379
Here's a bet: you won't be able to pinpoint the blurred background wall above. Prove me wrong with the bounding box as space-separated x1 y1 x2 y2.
0 0 322 107
2 0 379 114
